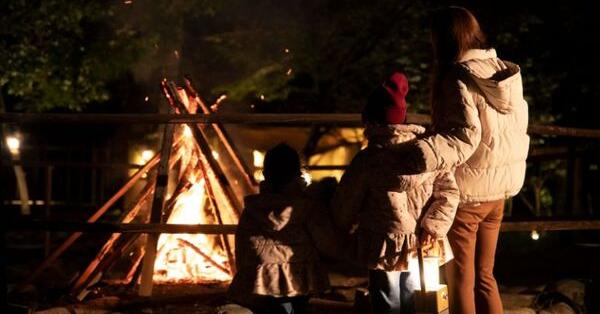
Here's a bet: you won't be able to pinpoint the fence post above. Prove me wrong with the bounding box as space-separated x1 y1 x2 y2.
138 107 175 297
567 144 583 216
44 166 53 257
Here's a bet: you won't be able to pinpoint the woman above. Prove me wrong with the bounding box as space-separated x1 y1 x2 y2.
402 7 530 313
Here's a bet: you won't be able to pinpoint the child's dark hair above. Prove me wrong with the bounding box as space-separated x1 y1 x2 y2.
263 143 302 190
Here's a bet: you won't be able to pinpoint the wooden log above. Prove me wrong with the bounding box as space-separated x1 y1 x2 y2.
69 176 157 295
124 250 144 285
73 233 143 300
184 77 258 193
82 137 188 297
163 81 243 214
195 151 236 274
177 238 231 276
138 105 176 297
17 153 160 289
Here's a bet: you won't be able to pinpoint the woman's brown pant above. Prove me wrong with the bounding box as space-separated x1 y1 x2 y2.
446 200 504 314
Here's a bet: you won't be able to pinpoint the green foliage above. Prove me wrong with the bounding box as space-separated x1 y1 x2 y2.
1 1 137 111
201 0 433 113
0 0 216 112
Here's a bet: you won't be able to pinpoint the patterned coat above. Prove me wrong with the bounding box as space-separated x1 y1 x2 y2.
333 124 459 271
228 179 329 302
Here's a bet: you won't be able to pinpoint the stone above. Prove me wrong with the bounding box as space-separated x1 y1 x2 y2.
216 304 253 314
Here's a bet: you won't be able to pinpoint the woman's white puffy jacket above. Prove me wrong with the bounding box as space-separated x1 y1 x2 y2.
413 49 530 203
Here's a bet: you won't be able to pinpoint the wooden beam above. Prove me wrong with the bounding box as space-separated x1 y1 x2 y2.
138 106 176 297
184 77 258 193
0 113 365 125
11 220 600 233
69 176 156 296
2 113 600 138
195 149 236 274
17 153 160 289
500 220 600 232
10 221 238 234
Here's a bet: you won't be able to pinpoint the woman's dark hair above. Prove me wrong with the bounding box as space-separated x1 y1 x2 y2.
431 6 488 67
263 143 301 190
430 7 490 116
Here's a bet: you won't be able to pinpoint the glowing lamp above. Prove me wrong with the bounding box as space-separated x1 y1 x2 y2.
6 136 20 155
414 248 449 313
530 230 540 240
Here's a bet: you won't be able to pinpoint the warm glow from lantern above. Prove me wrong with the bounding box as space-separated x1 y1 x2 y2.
410 256 441 291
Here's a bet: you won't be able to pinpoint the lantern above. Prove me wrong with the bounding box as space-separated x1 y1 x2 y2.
413 248 449 314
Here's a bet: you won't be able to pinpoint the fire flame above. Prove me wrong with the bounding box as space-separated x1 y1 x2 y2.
152 125 233 283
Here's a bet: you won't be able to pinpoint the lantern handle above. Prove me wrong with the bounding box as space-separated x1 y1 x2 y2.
417 245 427 293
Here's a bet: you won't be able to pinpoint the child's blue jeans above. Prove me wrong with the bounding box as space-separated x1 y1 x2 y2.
369 270 419 314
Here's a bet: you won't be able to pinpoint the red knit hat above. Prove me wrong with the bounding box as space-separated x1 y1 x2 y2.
363 72 409 124
382 72 409 124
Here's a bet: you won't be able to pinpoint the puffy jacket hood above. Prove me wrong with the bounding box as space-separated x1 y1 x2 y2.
459 49 523 114
242 179 307 231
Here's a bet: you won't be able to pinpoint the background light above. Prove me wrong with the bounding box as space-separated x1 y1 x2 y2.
141 149 154 164
530 230 540 240
6 136 20 155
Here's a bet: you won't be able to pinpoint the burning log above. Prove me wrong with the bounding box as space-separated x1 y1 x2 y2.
195 151 236 274
70 177 156 296
139 105 176 297
71 142 188 297
183 76 258 193
18 153 161 290
163 81 243 215
176 238 231 277
29 79 253 299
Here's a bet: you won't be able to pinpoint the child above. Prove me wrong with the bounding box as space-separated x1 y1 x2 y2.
332 72 459 314
228 143 329 314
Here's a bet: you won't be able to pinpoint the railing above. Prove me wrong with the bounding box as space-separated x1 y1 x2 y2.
3 112 600 234
2 111 600 298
